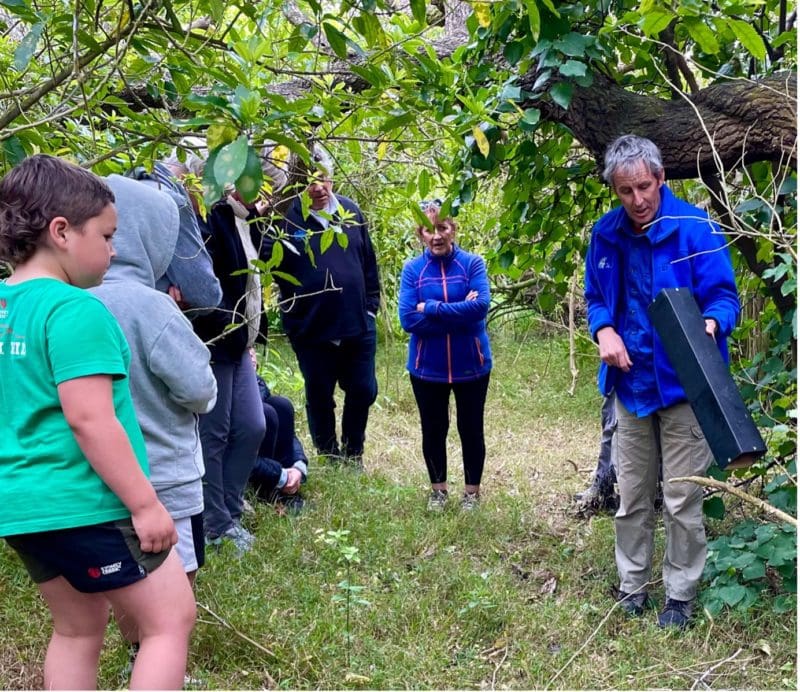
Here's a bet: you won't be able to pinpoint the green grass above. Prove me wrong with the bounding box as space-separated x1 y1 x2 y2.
0 327 795 689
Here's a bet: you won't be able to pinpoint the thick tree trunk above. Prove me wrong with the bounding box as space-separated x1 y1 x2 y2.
527 71 797 180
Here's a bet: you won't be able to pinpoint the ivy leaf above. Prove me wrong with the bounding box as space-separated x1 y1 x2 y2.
13 21 43 71
549 82 573 110
717 584 748 606
684 17 720 54
725 18 767 60
559 60 587 77
213 135 249 187
741 559 766 581
473 126 490 157
323 22 349 59
703 496 726 519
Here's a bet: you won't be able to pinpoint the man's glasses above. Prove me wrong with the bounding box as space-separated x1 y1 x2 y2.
419 198 443 212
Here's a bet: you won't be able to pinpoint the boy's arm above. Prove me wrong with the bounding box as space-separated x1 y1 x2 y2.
58 374 177 553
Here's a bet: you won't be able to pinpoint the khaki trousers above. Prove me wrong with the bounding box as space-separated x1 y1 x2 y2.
614 399 713 601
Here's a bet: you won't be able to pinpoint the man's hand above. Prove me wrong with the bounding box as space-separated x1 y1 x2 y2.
131 499 178 553
704 318 718 338
465 290 478 301
596 326 633 372
283 468 303 495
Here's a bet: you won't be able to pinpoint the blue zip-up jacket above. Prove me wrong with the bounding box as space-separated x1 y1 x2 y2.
399 244 492 383
585 185 740 409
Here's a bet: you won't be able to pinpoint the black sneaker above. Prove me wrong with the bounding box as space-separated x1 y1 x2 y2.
657 598 693 630
617 590 648 616
276 493 305 515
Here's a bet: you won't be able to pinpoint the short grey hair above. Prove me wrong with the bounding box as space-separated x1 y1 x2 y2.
602 135 663 184
311 143 334 178
162 136 208 177
259 144 288 192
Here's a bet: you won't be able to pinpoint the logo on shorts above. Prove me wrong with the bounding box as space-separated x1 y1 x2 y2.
100 561 122 575
87 567 102 579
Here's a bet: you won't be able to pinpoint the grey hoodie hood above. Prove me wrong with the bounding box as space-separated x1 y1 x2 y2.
91 174 216 518
104 174 179 287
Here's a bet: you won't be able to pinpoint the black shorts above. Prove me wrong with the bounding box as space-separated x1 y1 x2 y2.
5 518 171 593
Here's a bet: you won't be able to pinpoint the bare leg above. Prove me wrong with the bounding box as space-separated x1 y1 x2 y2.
105 551 196 690
38 577 110 690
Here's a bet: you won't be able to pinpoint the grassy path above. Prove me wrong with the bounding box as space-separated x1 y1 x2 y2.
0 329 795 689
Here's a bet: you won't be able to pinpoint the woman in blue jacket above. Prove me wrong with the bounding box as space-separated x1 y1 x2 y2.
399 201 493 511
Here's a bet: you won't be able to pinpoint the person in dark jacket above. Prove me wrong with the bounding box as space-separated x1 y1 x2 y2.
399 200 493 512
249 371 309 514
192 147 288 552
585 134 740 630
258 146 380 465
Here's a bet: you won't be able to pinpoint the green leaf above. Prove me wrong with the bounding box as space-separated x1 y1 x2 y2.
272 270 302 286
213 135 249 187
559 60 587 77
684 17 720 54
13 21 43 71
320 227 334 254
725 18 767 61
410 0 426 25
336 230 349 249
418 169 430 199
703 496 726 519
718 584 748 606
641 9 674 37
524 0 540 41
549 82 573 110
741 560 766 581
322 22 349 59
379 112 414 133
234 146 263 204
1 135 27 165
773 595 796 614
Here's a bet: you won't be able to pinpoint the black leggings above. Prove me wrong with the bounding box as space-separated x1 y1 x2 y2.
409 373 490 486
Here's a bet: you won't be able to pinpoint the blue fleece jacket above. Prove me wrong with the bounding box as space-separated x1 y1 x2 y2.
584 184 740 412
399 245 492 383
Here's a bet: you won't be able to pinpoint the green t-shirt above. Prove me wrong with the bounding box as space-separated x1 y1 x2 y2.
0 278 149 536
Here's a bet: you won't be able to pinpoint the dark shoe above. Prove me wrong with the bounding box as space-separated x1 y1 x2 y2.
617 590 648 616
575 479 618 516
658 598 693 630
275 493 305 515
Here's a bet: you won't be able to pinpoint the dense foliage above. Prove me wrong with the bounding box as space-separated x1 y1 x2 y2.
0 0 795 614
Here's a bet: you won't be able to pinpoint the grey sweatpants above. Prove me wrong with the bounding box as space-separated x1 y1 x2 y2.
614 399 713 601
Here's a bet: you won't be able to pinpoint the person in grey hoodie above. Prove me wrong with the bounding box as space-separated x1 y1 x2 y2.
91 174 217 587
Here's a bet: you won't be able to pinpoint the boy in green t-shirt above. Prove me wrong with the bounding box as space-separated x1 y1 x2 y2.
0 154 196 690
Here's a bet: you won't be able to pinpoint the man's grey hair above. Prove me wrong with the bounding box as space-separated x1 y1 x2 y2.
311 143 334 179
602 135 664 184
259 143 288 192
162 136 208 177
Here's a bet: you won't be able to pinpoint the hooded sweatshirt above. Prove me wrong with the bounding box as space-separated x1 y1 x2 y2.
91 175 217 519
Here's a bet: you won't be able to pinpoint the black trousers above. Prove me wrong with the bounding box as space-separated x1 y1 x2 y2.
291 325 378 457
409 373 490 486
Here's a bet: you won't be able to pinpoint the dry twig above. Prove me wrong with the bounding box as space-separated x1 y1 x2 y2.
670 476 797 527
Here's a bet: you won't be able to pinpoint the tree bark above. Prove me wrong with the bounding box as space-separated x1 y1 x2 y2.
527 71 797 180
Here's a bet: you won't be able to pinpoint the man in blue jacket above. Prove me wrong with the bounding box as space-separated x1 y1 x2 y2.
584 135 740 630
265 146 380 465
